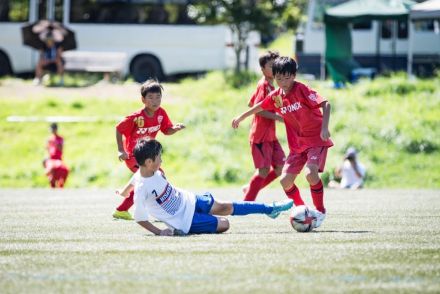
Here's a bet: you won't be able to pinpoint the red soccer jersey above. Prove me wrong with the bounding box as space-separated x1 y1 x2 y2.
248 77 277 143
116 107 173 156
47 134 63 160
261 81 333 153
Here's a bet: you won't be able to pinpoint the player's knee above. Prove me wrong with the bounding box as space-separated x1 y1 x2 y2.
216 217 229 233
257 167 270 178
305 166 319 183
279 174 292 189
274 166 283 176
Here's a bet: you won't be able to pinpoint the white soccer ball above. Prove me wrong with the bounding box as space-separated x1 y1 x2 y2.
290 205 316 232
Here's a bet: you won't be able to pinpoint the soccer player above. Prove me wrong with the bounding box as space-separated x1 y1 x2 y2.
116 139 293 236
232 56 333 228
113 79 185 220
47 122 64 160
243 51 286 201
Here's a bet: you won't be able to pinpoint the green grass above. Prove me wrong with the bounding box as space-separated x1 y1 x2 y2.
261 32 294 57
0 72 439 188
0 188 439 292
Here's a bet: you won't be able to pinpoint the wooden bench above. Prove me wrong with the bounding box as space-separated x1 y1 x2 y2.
62 51 127 82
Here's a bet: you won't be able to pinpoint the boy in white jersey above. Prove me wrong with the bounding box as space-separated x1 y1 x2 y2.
116 139 293 236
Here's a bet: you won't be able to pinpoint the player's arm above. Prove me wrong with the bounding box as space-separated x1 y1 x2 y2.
320 101 331 141
164 123 186 135
232 103 264 129
116 129 128 161
116 182 134 198
137 220 174 236
256 111 283 122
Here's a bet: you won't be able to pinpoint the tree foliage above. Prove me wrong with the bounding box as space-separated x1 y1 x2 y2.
190 0 307 73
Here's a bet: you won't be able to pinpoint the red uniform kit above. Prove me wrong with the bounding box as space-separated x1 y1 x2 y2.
115 107 173 211
261 81 333 175
44 159 69 188
47 134 63 160
248 77 285 169
116 107 173 172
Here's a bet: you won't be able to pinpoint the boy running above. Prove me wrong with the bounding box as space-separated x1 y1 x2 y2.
113 79 185 220
243 51 285 201
232 56 333 228
47 122 63 160
116 139 293 236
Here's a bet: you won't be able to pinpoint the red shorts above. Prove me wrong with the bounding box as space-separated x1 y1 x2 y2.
251 140 285 169
283 146 329 175
124 156 139 173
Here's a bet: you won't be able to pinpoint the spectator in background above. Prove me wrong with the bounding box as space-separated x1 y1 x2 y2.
329 147 366 189
33 32 64 86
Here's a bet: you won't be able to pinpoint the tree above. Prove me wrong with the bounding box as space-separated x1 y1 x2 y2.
193 0 289 73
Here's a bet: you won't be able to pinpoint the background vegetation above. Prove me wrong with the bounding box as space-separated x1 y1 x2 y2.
0 71 439 188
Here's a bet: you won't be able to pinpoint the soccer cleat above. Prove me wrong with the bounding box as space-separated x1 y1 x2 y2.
112 210 134 220
312 210 326 228
267 199 294 219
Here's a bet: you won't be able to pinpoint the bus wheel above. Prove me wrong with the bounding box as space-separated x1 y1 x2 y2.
0 53 12 77
130 55 164 83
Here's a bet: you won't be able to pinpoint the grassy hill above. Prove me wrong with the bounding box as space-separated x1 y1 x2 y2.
0 72 439 188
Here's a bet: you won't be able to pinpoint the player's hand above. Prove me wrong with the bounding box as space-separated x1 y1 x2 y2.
232 117 242 129
160 228 174 236
173 123 186 131
320 128 331 141
118 151 128 161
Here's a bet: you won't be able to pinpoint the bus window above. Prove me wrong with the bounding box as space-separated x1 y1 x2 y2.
70 0 195 25
352 20 371 30
414 20 435 31
397 20 407 39
0 0 29 22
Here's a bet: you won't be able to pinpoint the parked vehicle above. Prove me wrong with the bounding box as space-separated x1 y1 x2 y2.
0 0 259 81
295 0 440 78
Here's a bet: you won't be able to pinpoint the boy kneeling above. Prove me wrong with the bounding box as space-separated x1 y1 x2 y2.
116 139 293 236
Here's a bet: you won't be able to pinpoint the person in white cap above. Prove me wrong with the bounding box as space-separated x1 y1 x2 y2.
329 147 366 189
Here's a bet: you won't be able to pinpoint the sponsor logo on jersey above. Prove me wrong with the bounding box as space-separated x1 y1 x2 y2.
136 125 161 135
280 102 302 114
155 183 182 215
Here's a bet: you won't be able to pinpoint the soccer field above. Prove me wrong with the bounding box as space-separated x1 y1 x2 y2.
1 188 439 293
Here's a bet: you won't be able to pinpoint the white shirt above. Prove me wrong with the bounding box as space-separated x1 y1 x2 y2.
340 160 366 188
132 170 196 234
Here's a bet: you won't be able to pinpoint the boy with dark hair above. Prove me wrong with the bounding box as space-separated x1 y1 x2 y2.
116 139 293 236
232 56 333 229
47 122 63 160
113 79 185 220
243 50 285 201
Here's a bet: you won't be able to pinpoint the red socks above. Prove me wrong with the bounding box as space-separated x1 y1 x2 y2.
284 184 304 206
244 175 265 201
310 180 325 213
116 190 134 211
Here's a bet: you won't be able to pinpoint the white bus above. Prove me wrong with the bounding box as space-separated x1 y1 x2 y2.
0 0 259 82
295 0 440 78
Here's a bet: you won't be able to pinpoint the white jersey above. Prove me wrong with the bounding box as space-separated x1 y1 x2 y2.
132 170 196 233
340 160 366 188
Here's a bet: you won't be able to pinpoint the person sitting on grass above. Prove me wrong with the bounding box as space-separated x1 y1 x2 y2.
33 32 64 86
116 139 293 236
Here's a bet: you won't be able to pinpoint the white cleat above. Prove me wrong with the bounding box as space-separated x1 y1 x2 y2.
313 210 326 228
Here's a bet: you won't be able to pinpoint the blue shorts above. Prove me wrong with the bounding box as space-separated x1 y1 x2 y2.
188 193 218 234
